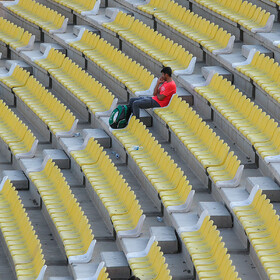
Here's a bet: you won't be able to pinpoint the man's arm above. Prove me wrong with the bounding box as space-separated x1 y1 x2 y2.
153 78 164 96
156 92 166 101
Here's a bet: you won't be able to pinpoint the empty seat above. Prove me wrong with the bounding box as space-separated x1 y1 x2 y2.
154 94 243 187
70 138 145 237
35 48 66 71
0 65 29 88
113 116 194 213
126 236 172 280
0 17 35 50
28 158 95 263
0 98 38 158
235 51 280 105
0 177 46 280
192 0 274 32
195 74 280 162
7 0 67 33
231 186 280 279
35 48 116 115
138 0 235 54
3 68 79 138
68 31 156 94
52 0 100 15
178 211 240 280
103 12 196 74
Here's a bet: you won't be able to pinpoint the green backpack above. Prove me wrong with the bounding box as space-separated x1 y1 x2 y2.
109 105 131 129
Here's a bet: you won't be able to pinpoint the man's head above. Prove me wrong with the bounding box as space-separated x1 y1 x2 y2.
161 66 172 81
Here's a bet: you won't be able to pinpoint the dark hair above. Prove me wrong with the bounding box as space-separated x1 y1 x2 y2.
161 66 172 77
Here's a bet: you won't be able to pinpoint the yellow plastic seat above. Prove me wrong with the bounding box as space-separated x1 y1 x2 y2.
195 73 280 160
8 0 66 33
28 158 94 262
127 237 172 280
0 99 37 158
52 0 98 14
231 187 280 279
71 138 145 237
104 12 194 72
68 31 155 94
0 65 29 88
0 178 46 279
189 0 272 31
7 71 78 137
154 95 242 186
137 0 233 54
35 48 115 114
179 212 240 280
113 116 194 213
236 51 280 109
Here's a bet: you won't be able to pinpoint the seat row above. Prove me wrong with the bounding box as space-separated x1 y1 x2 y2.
34 47 117 116
103 11 196 75
138 0 235 54
68 30 156 95
0 98 38 159
0 17 35 51
51 0 100 15
154 94 243 188
0 177 46 280
27 157 95 264
178 211 241 280
192 0 274 33
234 50 280 105
195 73 280 163
5 0 68 34
113 116 195 213
231 186 280 279
0 65 78 138
126 236 172 280
70 137 146 238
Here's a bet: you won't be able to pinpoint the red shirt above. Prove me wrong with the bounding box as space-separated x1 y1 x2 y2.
153 80 176 107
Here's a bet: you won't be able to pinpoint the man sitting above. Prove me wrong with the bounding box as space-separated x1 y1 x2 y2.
127 66 176 118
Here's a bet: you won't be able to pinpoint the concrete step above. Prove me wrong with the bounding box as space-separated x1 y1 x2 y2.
150 226 178 254
42 149 70 169
82 129 111 148
1 170 28 190
101 251 130 279
246 176 280 202
198 201 232 228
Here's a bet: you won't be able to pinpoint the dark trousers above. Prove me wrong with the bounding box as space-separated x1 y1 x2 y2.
128 97 160 118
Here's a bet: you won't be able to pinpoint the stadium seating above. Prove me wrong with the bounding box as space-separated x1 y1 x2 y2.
0 17 35 51
112 116 195 213
35 48 117 116
137 0 235 54
0 98 38 159
28 157 95 264
34 47 66 71
192 0 274 33
93 262 110 280
51 0 101 15
126 236 172 280
68 31 157 95
70 137 145 238
178 211 241 280
154 94 243 188
5 0 68 34
0 177 46 280
231 186 280 279
195 73 280 163
103 11 196 75
0 65 78 138
233 50 280 105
